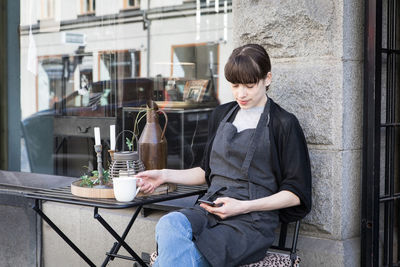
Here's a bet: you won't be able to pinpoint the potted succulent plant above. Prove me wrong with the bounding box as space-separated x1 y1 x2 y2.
79 169 111 188
70 136 137 199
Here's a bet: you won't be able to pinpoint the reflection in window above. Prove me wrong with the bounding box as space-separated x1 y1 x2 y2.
20 0 233 176
70 54 93 108
124 0 140 9
171 43 219 98
81 0 95 15
41 0 54 19
37 56 64 112
37 53 101 114
99 50 140 81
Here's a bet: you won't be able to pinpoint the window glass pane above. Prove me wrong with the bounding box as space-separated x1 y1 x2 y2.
82 0 95 13
99 50 140 80
20 0 233 176
83 0 88 13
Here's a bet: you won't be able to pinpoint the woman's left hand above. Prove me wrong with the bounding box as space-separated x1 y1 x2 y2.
199 197 248 219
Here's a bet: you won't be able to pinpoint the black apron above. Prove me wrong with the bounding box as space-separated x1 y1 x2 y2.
180 100 279 267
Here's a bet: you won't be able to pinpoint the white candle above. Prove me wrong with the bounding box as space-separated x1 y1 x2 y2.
94 127 101 146
110 125 116 150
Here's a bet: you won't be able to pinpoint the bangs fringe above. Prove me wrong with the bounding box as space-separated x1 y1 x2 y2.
224 54 265 85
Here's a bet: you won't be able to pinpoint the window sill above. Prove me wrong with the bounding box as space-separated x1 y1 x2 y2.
78 12 96 18
120 7 141 13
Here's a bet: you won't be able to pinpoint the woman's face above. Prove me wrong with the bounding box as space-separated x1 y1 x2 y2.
231 72 272 109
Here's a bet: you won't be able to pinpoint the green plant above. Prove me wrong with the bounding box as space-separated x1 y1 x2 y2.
79 169 110 188
126 137 134 151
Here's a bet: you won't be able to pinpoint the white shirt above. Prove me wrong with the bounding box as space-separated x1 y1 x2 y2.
232 106 264 132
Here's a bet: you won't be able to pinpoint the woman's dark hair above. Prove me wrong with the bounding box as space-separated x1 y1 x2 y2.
224 44 271 91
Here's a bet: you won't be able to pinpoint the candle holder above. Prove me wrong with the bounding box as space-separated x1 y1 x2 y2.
109 151 145 180
70 143 114 199
94 144 107 188
109 131 145 179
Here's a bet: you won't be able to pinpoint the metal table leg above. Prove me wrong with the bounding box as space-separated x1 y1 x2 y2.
32 200 96 267
94 206 148 267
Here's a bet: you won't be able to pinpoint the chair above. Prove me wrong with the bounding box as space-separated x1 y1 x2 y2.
21 113 54 174
149 220 301 267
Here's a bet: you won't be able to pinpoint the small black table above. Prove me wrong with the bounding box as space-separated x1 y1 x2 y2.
25 184 207 267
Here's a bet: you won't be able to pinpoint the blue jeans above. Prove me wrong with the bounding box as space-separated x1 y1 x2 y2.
152 212 211 267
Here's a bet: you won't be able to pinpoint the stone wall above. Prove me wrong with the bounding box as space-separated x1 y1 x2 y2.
233 0 363 266
0 194 39 267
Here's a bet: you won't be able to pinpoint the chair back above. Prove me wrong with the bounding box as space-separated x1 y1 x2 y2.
270 221 301 267
21 114 54 174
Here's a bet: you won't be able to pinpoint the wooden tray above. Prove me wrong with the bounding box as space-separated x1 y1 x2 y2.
70 180 177 199
71 180 114 199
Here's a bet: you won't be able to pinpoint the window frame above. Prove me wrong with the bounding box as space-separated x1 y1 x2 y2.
170 42 220 95
40 0 55 20
98 49 141 81
80 0 95 15
123 0 140 10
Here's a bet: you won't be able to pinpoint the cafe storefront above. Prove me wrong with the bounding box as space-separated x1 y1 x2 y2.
19 0 233 177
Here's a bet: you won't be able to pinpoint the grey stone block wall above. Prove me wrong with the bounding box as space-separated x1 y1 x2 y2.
0 194 40 267
233 0 363 266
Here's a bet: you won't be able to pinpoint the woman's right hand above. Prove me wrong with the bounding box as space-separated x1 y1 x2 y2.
136 169 166 194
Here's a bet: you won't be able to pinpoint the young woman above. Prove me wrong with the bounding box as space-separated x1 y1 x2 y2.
137 44 312 267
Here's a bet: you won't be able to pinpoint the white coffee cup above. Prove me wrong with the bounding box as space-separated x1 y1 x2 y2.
113 176 142 202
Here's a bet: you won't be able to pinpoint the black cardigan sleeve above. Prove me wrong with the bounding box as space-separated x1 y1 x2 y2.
274 112 312 222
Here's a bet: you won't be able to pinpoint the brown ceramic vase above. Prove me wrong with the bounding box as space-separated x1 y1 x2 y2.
138 101 168 170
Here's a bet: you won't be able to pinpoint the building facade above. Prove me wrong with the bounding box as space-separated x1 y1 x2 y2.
2 0 399 266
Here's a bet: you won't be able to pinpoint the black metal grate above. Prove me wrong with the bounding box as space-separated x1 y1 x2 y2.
363 0 400 266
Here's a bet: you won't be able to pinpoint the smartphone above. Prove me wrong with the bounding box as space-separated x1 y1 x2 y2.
198 199 223 207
